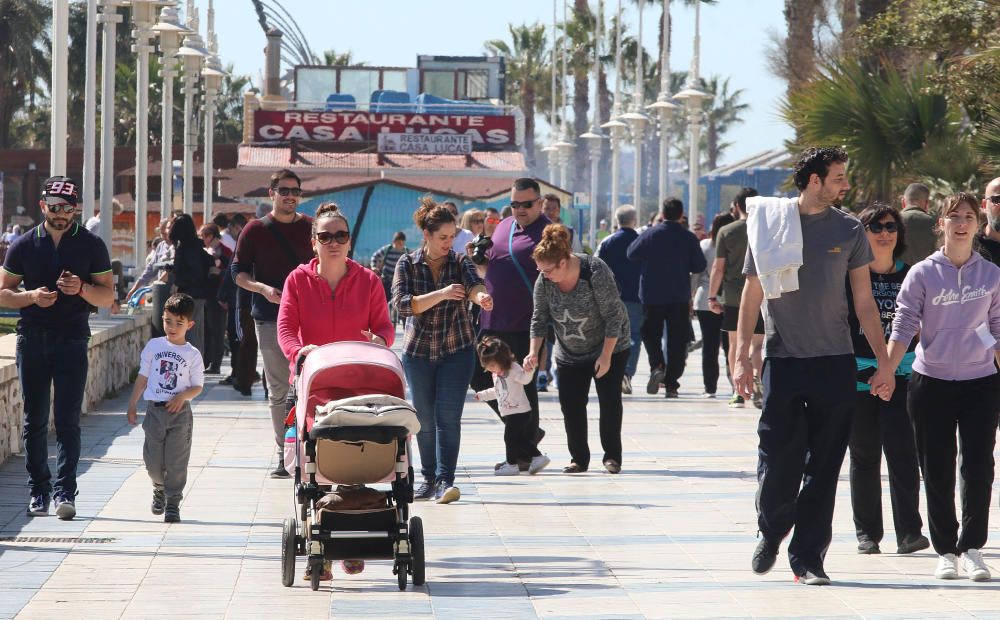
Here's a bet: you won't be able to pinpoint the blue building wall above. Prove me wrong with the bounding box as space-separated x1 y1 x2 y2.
680 168 794 224
299 182 512 263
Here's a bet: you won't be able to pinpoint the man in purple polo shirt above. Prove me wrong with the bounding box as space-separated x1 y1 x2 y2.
473 177 551 471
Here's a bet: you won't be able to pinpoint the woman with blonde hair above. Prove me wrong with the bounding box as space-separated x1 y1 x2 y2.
393 197 493 503
524 224 630 474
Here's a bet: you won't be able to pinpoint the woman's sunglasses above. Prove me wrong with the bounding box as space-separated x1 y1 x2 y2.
314 230 350 245
274 187 302 197
866 221 898 233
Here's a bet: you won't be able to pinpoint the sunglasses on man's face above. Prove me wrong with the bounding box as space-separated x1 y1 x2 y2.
314 230 350 245
866 221 898 234
989 195 1000 206
486 216 501 224
510 198 538 210
274 187 302 197
44 200 76 214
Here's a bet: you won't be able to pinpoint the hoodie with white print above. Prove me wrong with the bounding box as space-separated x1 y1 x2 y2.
890 249 1000 381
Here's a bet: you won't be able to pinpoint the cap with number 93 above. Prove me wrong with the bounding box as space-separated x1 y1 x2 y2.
41 176 79 205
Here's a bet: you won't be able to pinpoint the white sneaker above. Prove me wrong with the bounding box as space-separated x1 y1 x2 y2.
963 549 991 582
701 392 716 399
494 462 521 476
528 454 551 475
935 553 959 579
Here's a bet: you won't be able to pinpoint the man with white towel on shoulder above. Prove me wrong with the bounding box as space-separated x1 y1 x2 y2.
735 146 895 586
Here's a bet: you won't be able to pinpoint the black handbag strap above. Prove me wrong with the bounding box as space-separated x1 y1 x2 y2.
261 215 302 269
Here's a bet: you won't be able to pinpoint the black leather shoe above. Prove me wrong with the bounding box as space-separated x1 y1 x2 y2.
857 538 881 554
751 538 779 575
896 534 930 554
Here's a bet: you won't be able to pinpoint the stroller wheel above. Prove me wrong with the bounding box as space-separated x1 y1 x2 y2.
309 556 324 591
397 563 407 591
281 518 296 587
409 516 425 586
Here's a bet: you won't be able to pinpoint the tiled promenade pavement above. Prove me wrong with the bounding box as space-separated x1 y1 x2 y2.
3 331 1000 619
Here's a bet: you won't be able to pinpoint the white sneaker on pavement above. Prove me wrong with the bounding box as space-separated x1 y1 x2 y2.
528 454 551 475
935 553 959 579
963 549 991 582
494 462 521 476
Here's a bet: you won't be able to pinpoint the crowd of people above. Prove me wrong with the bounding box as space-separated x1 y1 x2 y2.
6 150 1000 586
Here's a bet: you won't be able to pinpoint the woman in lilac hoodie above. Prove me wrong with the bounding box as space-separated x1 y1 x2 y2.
887 193 1000 582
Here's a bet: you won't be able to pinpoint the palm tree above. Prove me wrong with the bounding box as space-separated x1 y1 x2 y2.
214 67 252 144
486 23 550 167
317 50 365 66
782 57 968 203
0 0 50 147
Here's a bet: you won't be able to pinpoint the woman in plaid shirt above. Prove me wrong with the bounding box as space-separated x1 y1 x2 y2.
392 198 493 504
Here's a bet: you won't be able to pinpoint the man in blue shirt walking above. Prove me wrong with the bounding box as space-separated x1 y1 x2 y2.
596 205 642 394
1 176 114 519
626 198 706 397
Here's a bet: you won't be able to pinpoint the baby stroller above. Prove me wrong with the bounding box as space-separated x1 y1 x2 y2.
280 341 425 591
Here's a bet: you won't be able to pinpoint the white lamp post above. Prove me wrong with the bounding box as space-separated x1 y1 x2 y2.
672 0 711 227
543 0 559 185
82 0 98 222
556 0 573 190
580 0 604 248
201 0 225 224
98 0 123 259
130 0 161 269
50 0 69 177
619 0 649 217
176 3 207 216
647 0 679 209
152 4 187 221
601 0 625 212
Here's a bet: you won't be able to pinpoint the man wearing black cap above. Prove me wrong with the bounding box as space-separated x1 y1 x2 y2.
0 176 114 520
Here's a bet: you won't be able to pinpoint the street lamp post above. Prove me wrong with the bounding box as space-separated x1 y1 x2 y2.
555 0 573 190
201 0 225 224
152 5 187 221
130 0 159 270
672 0 712 227
580 0 604 249
82 0 98 222
98 0 123 259
619 0 648 218
600 0 625 212
543 0 559 186
176 3 207 216
50 0 69 176
647 0 679 209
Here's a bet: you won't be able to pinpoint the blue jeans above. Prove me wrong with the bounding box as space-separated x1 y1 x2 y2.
17 327 90 497
403 347 475 485
623 301 643 378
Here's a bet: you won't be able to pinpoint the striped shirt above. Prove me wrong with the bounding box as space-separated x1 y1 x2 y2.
392 248 483 360
370 243 408 282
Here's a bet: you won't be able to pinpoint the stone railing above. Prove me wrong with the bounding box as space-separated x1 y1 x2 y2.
0 311 152 464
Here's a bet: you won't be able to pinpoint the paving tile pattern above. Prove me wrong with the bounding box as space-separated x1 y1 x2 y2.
2 330 999 619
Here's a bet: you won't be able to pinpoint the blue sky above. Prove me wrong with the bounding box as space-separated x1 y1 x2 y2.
204 0 793 167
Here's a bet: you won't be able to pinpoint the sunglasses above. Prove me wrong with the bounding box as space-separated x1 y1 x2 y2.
510 199 538 210
273 187 302 197
989 195 1000 206
866 221 898 234
44 199 77 214
486 216 501 224
314 230 350 245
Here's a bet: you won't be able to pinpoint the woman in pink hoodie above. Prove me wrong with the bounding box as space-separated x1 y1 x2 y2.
887 192 1000 582
277 202 395 581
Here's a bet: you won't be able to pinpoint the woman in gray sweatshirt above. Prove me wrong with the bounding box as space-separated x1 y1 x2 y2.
524 224 631 474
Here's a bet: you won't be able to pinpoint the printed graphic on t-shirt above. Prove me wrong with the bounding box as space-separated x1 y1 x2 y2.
140 338 203 402
558 309 589 342
158 358 179 391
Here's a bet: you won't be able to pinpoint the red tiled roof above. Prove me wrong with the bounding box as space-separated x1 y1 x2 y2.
237 145 527 174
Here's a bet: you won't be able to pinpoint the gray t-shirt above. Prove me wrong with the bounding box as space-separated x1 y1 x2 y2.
744 207 873 358
530 254 631 365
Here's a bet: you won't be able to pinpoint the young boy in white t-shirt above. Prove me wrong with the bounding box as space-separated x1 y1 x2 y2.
127 293 204 523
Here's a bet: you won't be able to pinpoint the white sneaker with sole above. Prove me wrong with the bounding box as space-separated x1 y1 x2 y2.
528 454 551 475
935 553 959 579
494 462 521 476
963 549 991 582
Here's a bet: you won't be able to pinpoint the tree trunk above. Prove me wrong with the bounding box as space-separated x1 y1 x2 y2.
706 121 719 172
839 0 858 36
523 83 536 167
783 0 820 98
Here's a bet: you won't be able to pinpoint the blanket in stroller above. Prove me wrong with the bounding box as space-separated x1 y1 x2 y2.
316 484 388 511
313 394 421 435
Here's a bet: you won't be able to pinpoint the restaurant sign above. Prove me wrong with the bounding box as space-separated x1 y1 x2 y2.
253 110 516 147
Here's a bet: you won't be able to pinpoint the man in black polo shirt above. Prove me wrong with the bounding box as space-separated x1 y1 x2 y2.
0 176 113 519
978 177 1000 267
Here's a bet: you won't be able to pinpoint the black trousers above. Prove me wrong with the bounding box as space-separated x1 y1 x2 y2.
233 302 259 389
848 376 923 545
204 299 226 370
695 310 725 394
908 371 1000 556
502 412 535 465
471 329 542 461
756 354 855 574
642 303 689 391
556 349 628 469
226 303 240 374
